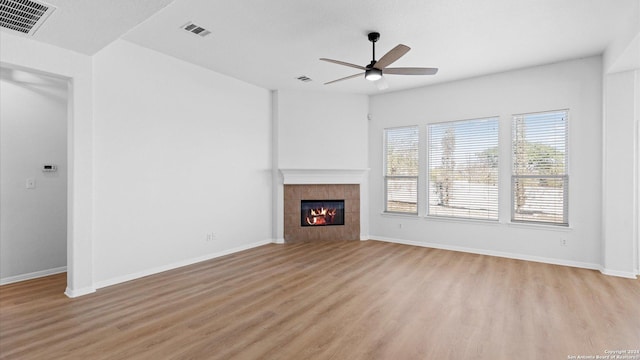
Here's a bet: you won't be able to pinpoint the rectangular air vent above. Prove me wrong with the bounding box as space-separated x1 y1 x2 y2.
0 0 55 35
296 75 312 82
181 22 211 37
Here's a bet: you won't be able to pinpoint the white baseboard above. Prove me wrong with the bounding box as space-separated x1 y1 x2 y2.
369 236 604 273
94 239 273 290
272 238 285 244
0 266 67 286
65 286 96 298
599 267 638 279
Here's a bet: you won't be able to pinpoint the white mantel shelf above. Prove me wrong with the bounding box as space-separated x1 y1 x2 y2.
279 169 370 185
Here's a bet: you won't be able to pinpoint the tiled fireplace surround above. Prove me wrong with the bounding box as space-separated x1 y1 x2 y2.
278 169 369 243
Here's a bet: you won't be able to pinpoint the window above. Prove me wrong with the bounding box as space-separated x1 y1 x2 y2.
384 126 419 214
428 117 499 220
512 110 568 225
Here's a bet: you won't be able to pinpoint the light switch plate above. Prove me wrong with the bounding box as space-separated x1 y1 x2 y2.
26 178 36 189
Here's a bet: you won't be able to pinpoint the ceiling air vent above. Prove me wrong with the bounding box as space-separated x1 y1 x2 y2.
0 0 55 35
296 75 312 83
181 22 211 37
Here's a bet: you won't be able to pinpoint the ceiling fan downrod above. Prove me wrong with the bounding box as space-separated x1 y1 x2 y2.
368 32 380 65
366 32 382 80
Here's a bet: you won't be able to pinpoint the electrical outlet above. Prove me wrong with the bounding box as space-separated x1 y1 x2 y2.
560 238 567 247
205 233 216 242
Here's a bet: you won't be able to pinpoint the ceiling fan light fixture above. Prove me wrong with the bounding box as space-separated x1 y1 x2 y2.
365 68 382 81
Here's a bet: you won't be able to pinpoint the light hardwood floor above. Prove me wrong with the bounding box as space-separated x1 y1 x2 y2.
1 241 639 359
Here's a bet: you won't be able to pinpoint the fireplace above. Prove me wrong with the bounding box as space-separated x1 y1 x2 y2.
301 200 345 227
279 169 368 243
282 184 359 242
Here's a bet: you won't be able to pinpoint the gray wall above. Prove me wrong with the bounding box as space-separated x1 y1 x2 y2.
0 67 68 283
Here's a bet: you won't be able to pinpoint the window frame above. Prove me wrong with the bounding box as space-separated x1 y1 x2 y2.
510 109 569 226
426 117 500 221
383 126 419 215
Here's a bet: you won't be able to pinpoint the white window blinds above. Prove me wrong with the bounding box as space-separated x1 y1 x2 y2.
384 126 419 214
428 118 499 220
512 110 568 225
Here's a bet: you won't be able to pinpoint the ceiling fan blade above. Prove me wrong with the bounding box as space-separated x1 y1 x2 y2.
324 72 364 85
374 44 410 69
320 58 366 71
384 67 439 75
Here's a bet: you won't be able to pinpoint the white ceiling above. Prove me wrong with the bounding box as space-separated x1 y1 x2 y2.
4 0 639 95
1 0 174 55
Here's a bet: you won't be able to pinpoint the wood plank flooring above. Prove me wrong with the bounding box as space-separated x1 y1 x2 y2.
1 240 639 359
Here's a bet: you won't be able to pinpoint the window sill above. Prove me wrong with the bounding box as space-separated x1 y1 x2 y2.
378 213 573 231
506 221 572 231
424 215 501 227
380 212 420 219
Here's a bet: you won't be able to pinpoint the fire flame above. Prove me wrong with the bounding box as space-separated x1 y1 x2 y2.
306 207 337 226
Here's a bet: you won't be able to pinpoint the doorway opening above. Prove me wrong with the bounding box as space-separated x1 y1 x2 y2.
0 66 69 287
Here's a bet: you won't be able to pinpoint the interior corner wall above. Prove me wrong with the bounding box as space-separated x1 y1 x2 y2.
0 70 67 282
602 69 639 277
603 1 639 73
272 90 369 240
368 56 603 268
0 31 94 296
92 40 272 286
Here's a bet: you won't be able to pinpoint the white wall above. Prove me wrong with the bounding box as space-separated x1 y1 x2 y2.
275 90 369 170
272 90 369 241
0 31 94 297
602 70 638 277
602 67 639 278
0 69 67 283
92 40 273 286
602 14 640 276
369 56 603 268
603 0 639 73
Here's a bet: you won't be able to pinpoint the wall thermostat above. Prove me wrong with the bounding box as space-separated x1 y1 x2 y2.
42 164 57 172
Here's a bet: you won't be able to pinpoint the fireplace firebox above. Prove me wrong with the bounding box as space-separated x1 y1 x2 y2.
301 200 345 227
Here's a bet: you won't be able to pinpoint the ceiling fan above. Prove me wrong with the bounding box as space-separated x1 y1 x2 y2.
320 32 438 88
